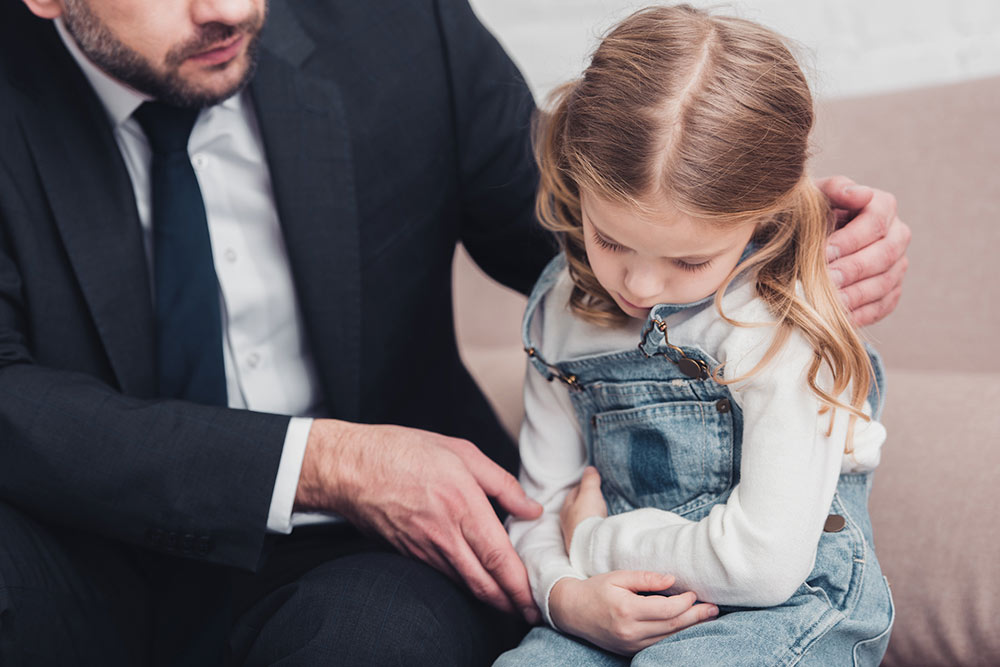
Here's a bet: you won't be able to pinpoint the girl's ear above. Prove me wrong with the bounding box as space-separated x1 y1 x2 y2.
22 0 65 20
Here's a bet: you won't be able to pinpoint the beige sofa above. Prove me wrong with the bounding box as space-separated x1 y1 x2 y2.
453 75 1000 665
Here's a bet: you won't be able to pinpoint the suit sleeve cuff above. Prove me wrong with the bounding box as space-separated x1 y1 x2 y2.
266 417 314 534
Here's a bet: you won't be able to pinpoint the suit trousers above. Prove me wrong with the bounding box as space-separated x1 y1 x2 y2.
0 502 527 666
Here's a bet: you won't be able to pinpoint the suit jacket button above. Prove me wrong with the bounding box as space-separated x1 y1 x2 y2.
165 531 179 550
146 528 165 546
196 536 213 556
823 514 846 532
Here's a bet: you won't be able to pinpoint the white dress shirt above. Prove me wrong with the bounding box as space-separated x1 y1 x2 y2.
56 20 335 534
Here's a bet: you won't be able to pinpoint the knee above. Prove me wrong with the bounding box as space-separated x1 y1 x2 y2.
239 552 515 666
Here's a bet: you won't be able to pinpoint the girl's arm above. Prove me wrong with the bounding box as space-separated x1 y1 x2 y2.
564 325 886 607
506 356 590 626
510 358 716 649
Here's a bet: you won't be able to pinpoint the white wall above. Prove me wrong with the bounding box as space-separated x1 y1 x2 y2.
469 0 1000 101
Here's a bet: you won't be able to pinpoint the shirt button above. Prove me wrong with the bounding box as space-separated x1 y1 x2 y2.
224 248 238 263
191 153 207 170
716 398 732 413
246 352 261 369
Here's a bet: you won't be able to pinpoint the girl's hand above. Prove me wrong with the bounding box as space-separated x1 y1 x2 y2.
560 466 608 551
549 572 719 655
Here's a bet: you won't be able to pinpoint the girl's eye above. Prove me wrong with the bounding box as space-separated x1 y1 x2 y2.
592 232 624 252
675 259 713 272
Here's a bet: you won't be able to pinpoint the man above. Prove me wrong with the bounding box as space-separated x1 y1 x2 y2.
0 0 909 664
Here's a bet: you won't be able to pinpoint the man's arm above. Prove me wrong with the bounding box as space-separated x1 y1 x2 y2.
435 0 556 294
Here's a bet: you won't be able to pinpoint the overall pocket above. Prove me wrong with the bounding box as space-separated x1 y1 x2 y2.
592 398 735 517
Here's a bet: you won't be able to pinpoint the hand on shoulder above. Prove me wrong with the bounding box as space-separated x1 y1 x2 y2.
817 175 911 327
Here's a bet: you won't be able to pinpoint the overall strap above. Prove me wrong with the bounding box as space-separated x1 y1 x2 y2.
520 254 568 381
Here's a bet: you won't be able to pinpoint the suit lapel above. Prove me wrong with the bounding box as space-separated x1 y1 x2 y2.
17 27 156 397
250 7 362 420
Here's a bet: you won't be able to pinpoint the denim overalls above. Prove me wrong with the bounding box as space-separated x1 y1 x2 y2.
496 256 894 667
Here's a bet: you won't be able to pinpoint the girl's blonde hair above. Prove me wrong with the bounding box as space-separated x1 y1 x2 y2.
534 5 873 449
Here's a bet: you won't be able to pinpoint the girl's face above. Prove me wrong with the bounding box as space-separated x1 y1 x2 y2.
581 190 757 320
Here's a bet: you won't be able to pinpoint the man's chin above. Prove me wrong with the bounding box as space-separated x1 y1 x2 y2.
164 50 258 107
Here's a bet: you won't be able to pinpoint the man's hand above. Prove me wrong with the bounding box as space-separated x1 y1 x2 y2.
295 419 543 624
560 466 608 552
549 572 719 655
817 176 911 327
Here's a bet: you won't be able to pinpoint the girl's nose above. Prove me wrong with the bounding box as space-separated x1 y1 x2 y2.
623 262 664 302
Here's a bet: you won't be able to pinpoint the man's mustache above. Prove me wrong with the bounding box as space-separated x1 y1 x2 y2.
165 15 264 66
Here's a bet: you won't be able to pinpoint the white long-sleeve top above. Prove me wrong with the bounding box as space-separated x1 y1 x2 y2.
509 267 885 627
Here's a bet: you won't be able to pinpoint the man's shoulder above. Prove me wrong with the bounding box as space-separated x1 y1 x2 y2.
278 0 444 49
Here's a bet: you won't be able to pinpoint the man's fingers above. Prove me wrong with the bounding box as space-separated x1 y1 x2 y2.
826 188 898 262
439 533 519 616
836 253 908 314
448 439 542 520
849 284 903 328
462 505 541 624
816 175 874 215
828 217 910 288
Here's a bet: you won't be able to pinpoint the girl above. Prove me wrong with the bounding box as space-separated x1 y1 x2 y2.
497 5 893 666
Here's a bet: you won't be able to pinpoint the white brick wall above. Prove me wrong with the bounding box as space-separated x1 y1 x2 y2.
469 0 1000 100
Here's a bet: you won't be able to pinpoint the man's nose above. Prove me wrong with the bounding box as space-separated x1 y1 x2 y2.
190 0 257 26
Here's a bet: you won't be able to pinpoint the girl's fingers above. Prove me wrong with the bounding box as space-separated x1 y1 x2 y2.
610 570 676 594
632 590 698 621
635 600 720 637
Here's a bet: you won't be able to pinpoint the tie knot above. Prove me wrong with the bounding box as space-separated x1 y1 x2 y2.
133 101 201 154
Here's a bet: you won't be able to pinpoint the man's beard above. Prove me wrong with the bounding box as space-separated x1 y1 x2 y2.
61 0 266 108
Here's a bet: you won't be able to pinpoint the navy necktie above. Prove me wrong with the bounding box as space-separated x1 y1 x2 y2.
134 101 227 406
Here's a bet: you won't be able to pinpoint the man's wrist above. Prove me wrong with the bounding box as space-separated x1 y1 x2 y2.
294 418 352 513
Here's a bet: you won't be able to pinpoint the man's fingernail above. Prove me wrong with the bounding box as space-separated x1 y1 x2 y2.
708 605 719 617
525 608 541 624
829 269 844 287
826 245 840 262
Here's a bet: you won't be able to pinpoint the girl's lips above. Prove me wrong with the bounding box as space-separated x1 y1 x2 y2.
188 35 245 66
618 294 651 311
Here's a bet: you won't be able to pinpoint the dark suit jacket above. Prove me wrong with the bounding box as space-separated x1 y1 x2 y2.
0 0 553 572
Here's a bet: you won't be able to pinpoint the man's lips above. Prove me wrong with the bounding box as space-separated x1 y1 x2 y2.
188 34 245 66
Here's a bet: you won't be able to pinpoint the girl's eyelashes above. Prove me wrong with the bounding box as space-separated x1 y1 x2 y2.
591 231 624 252
674 258 713 272
590 228 715 271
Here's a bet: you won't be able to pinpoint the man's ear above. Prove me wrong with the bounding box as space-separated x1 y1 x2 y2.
21 0 65 20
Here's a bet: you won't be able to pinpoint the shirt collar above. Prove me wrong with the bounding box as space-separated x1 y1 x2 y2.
54 18 242 129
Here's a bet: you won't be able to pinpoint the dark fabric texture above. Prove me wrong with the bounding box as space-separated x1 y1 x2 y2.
0 501 151 666
230 526 528 666
0 0 553 663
